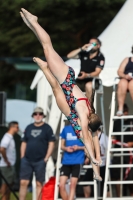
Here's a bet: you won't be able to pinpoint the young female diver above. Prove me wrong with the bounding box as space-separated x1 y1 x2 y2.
20 8 102 181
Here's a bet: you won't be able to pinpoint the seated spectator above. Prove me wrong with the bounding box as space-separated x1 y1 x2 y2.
59 124 85 200
67 37 105 113
83 127 109 198
111 103 133 197
116 46 133 116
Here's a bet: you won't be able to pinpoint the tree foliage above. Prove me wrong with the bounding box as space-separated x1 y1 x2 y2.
0 0 125 100
0 0 125 57
0 60 36 100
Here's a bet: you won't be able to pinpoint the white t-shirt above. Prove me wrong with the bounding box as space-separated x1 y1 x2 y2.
98 132 108 167
0 133 16 166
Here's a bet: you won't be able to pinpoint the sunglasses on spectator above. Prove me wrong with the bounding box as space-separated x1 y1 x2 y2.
33 112 43 116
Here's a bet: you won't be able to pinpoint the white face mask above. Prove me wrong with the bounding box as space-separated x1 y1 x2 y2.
34 119 43 123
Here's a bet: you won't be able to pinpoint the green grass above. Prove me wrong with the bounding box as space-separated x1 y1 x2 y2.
10 192 32 200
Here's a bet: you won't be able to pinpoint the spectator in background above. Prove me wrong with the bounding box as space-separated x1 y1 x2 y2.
59 124 85 200
111 103 133 196
0 121 19 200
67 37 105 113
19 107 55 200
116 46 133 116
83 127 109 198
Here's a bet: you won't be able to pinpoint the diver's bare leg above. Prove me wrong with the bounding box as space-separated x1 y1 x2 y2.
20 8 68 84
20 11 42 44
33 57 70 116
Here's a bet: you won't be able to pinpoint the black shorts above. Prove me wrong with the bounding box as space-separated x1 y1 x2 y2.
83 166 109 196
76 78 93 92
125 168 133 192
60 164 82 178
110 158 133 192
83 168 93 182
110 157 126 180
76 78 100 92
83 166 105 182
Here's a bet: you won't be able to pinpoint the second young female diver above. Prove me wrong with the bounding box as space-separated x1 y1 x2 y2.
20 8 102 181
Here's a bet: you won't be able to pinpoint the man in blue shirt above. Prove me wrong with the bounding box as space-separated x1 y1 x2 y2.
59 124 85 200
19 107 55 200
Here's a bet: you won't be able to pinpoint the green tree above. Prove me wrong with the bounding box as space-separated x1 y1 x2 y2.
0 0 125 100
0 0 125 56
0 60 36 100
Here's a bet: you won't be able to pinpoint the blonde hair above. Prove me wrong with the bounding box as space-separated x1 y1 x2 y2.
88 113 102 132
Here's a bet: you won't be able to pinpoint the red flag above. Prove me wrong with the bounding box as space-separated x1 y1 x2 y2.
41 177 55 200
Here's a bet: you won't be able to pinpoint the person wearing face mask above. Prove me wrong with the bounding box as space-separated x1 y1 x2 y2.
19 107 55 200
67 37 105 113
